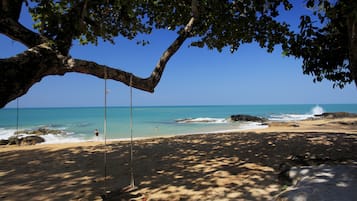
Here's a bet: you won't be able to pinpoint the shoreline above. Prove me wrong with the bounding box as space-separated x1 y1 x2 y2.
2 116 357 149
1 117 356 200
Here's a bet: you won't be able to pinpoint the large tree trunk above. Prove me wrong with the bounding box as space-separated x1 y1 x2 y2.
347 16 357 88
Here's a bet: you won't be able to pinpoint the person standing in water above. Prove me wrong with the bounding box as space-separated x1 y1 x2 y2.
94 129 99 137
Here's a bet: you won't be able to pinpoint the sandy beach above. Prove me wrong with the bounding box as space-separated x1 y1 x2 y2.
1 117 356 201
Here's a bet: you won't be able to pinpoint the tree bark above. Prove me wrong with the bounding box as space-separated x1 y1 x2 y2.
0 17 48 48
347 16 357 88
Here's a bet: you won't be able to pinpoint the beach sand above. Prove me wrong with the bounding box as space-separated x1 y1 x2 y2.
0 117 356 201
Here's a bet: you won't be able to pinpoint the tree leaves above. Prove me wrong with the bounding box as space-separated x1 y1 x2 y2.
8 0 357 88
286 0 355 88
26 0 293 55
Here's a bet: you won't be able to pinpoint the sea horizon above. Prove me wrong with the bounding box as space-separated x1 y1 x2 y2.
3 102 357 109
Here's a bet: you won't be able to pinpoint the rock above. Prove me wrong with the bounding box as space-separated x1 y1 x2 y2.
7 136 22 145
275 165 357 201
2 135 45 146
230 114 267 122
314 112 357 119
15 127 64 135
0 139 9 145
21 136 45 145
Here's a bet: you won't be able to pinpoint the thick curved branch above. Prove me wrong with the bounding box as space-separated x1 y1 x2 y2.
68 0 198 90
148 1 198 89
0 24 191 107
0 0 199 108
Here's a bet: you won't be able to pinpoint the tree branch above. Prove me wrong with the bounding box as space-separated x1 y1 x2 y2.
0 0 199 108
0 17 48 48
0 0 47 48
148 0 198 89
0 25 190 107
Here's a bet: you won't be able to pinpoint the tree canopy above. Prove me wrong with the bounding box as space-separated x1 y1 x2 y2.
0 0 356 108
286 0 357 89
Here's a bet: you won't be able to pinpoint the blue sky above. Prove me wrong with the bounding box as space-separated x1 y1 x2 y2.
2 2 357 108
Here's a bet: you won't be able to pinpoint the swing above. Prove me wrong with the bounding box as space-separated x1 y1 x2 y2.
101 71 139 200
16 98 19 132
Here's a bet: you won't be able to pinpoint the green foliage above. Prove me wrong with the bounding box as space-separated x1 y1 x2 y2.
28 0 153 48
25 0 355 87
188 0 293 53
286 0 356 88
27 0 292 53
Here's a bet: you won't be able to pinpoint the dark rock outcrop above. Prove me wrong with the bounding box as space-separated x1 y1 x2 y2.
315 112 357 119
0 139 9 145
1 135 45 146
15 127 64 135
230 114 267 122
21 136 45 145
1 127 61 146
8 136 22 145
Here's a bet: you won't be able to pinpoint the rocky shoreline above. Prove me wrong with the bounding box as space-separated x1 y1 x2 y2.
0 127 65 146
230 112 357 123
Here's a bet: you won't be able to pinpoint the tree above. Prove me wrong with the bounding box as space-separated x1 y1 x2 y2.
0 0 294 108
1 0 355 108
286 0 357 89
0 0 197 107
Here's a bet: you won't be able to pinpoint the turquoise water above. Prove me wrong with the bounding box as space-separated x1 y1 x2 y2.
0 104 356 143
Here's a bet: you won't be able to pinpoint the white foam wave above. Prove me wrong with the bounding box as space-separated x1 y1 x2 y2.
41 134 86 144
184 122 268 135
176 117 228 124
269 105 325 122
311 105 324 115
0 128 16 140
269 114 313 121
238 122 269 130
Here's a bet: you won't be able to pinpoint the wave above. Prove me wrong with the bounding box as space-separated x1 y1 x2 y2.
311 105 324 115
176 117 228 124
269 114 314 121
41 134 86 144
176 106 325 124
238 122 269 130
268 105 324 121
0 128 17 140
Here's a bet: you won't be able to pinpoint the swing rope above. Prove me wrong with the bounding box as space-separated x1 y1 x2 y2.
16 98 19 133
102 73 135 197
129 75 135 188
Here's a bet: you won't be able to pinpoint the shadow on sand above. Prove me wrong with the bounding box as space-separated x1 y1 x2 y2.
0 132 356 200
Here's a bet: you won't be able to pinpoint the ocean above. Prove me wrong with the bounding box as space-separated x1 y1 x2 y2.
0 104 356 144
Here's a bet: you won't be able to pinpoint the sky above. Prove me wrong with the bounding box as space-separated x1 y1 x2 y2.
2 2 357 108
